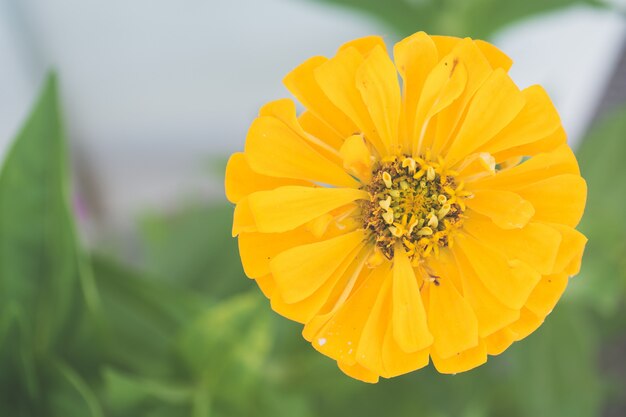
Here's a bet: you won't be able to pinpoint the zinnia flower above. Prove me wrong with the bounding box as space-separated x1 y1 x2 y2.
225 32 587 382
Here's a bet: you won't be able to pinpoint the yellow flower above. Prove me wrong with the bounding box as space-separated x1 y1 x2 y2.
225 32 587 382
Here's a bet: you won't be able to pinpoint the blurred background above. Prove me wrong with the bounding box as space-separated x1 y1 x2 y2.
1 0 626 416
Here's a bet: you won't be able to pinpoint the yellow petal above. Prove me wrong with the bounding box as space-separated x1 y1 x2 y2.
431 340 487 374
428 271 479 359
337 361 379 383
462 214 562 275
428 39 493 156
238 227 315 278
394 32 438 154
450 248 520 338
340 134 373 182
444 68 525 167
338 35 386 56
283 55 357 139
247 186 366 233
455 234 541 310
225 153 311 204
515 174 587 227
313 265 389 365
255 274 276 299
259 99 342 162
232 197 256 236
381 322 430 378
271 244 366 323
471 144 580 190
483 85 561 155
467 189 535 229
431 36 512 72
298 110 344 151
245 116 358 188
484 327 517 355
509 308 543 341
494 125 566 162
524 273 568 318
356 275 390 374
392 248 433 352
547 223 587 275
356 46 401 152
474 40 513 71
315 47 387 155
270 229 367 303
411 51 468 155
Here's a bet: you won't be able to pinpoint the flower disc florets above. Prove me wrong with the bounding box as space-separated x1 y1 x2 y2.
362 155 470 261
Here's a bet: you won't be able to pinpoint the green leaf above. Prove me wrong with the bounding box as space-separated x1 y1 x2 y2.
177 292 273 415
90 255 208 376
50 359 104 417
503 302 604 417
310 0 601 39
0 74 90 404
571 104 626 315
102 367 191 411
139 203 249 297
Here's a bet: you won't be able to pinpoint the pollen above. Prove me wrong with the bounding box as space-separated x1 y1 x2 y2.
361 156 470 261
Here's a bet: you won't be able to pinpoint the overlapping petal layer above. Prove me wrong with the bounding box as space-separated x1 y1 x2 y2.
226 32 587 382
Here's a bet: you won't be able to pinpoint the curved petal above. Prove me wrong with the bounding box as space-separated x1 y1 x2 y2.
394 32 438 154
381 323 430 378
259 99 342 163
270 229 367 303
509 308 543 341
471 144 580 190
484 327 517 355
247 186 366 233
474 40 513 71
515 174 587 227
356 275 390 375
298 110 344 151
431 36 512 72
337 360 379 383
547 223 587 275
271 244 366 323
482 85 561 156
232 197 257 236
462 214 562 275
338 35 386 56
450 248 520 337
356 46 402 153
315 47 387 156
428 39 494 156
454 234 541 310
238 227 316 278
431 340 487 374
245 116 358 188
444 68 525 167
340 134 373 182
225 153 310 203
411 52 468 155
524 273 568 318
255 274 276 299
283 56 357 138
392 248 433 352
312 265 389 365
466 189 535 229
428 272 479 359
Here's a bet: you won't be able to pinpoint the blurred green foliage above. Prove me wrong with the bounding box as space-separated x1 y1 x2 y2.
310 0 604 39
2 62 626 417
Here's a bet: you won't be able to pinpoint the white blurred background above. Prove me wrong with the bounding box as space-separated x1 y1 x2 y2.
0 0 624 239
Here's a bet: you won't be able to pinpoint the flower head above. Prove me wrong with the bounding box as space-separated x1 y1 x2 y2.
225 32 587 382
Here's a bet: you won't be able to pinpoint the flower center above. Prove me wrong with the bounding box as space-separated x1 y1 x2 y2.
361 155 470 261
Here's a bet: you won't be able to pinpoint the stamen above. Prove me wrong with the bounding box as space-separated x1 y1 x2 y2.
361 155 469 260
